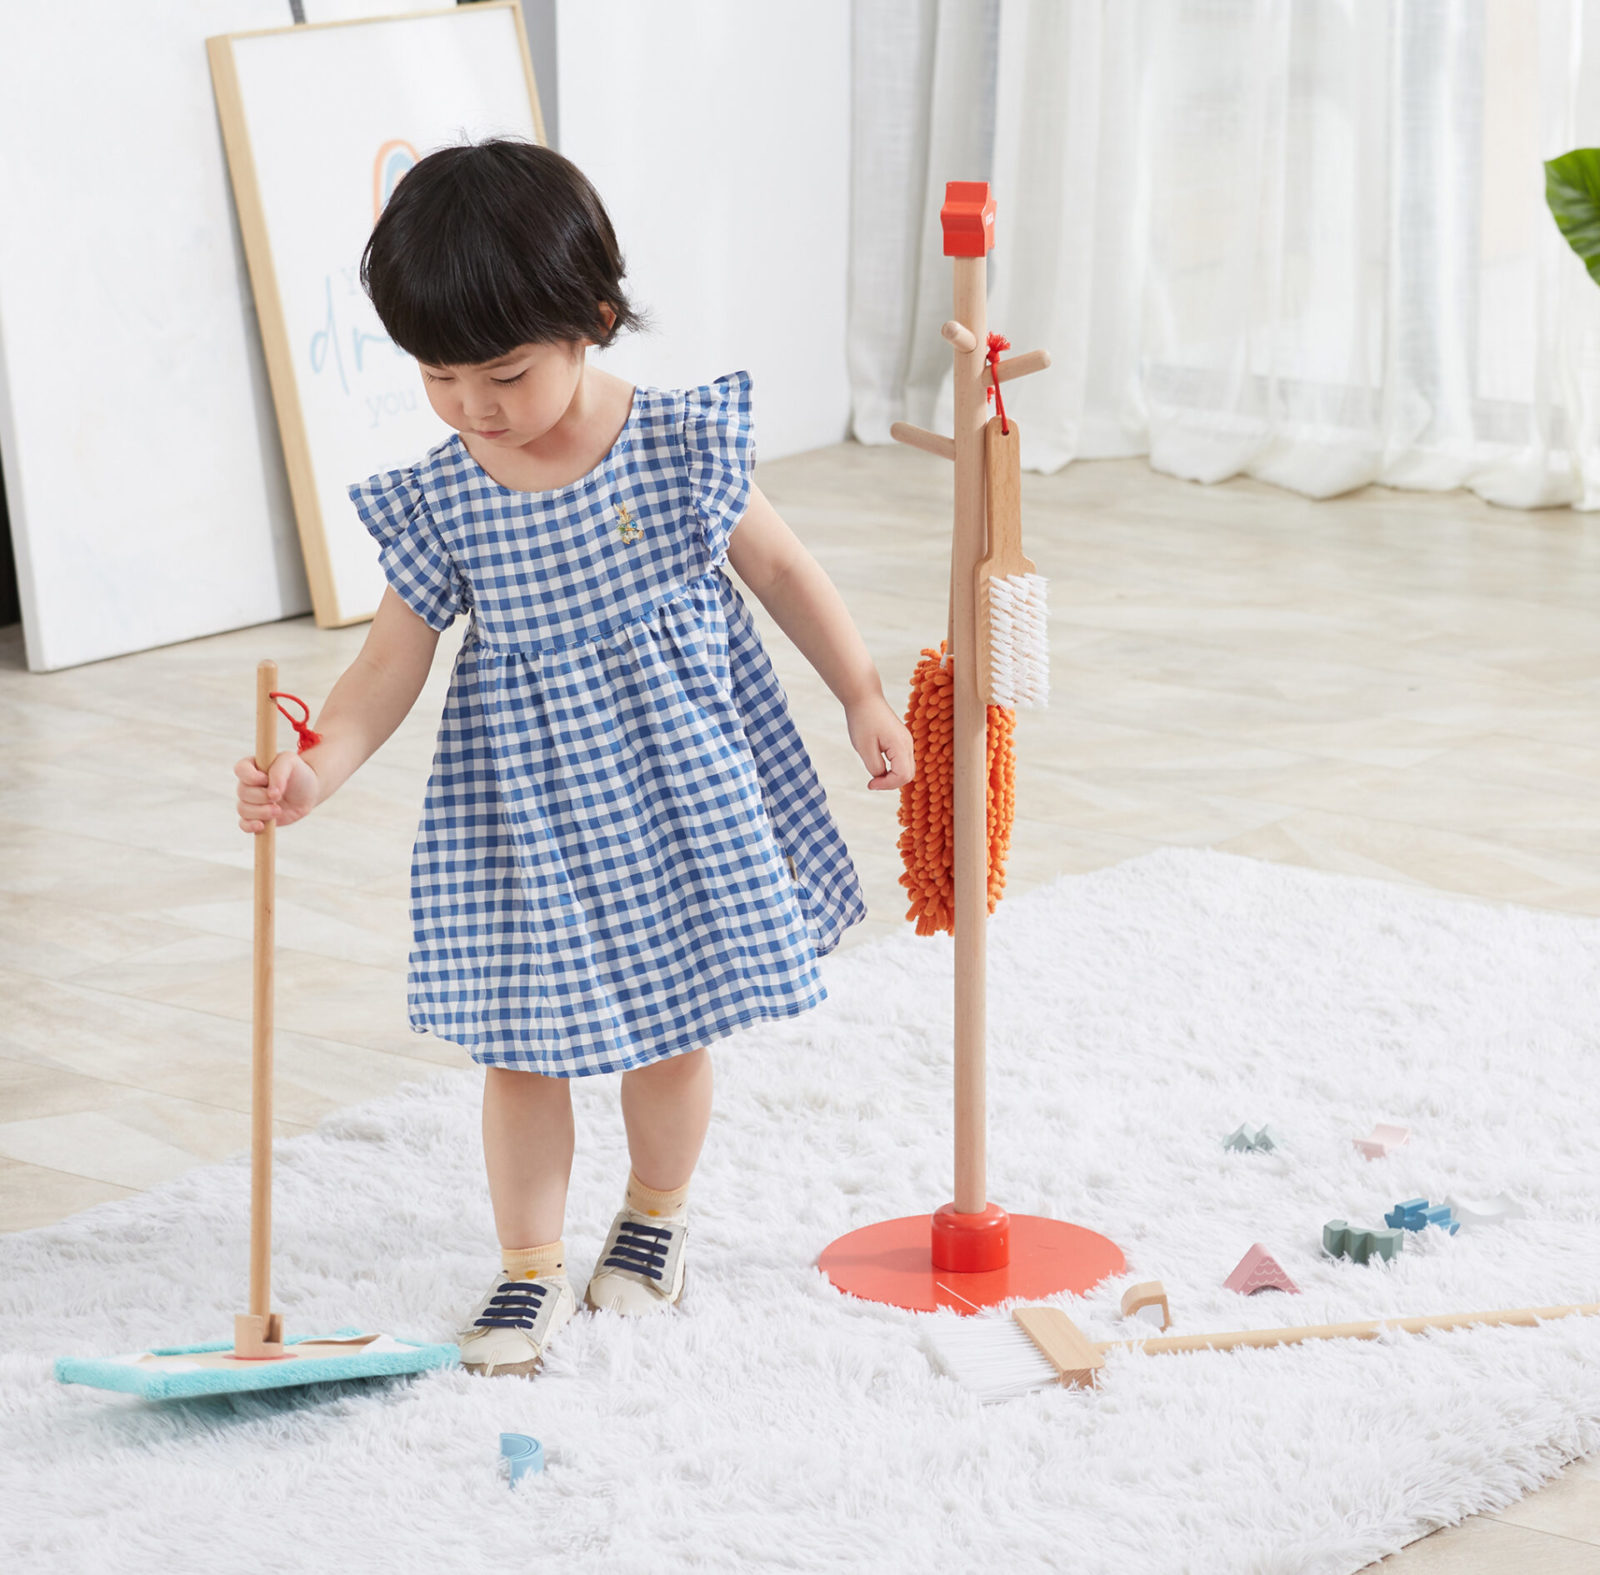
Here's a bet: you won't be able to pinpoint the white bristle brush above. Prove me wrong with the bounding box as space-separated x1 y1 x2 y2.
975 415 1048 709
924 1299 1600 1405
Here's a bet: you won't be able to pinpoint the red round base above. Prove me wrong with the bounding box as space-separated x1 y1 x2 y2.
818 1212 1125 1314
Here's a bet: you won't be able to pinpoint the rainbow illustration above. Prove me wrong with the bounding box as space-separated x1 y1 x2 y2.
372 139 419 221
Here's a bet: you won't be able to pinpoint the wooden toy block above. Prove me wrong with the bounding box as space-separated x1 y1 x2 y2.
1323 1219 1404 1264
1444 1193 1524 1228
1120 1280 1171 1330
1354 1123 1410 1159
1224 1243 1300 1295
1223 1123 1279 1153
500 1432 544 1485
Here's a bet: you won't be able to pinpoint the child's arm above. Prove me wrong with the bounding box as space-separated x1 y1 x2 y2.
726 485 914 793
234 588 443 834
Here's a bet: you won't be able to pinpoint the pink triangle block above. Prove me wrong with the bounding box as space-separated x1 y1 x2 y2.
1224 1243 1300 1295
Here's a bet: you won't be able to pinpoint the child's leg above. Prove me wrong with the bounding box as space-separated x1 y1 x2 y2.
587 1048 711 1316
460 1067 578 1378
619 1046 712 1192
481 1066 575 1247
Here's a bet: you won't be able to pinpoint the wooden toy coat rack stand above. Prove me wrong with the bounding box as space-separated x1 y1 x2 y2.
817 183 1126 1314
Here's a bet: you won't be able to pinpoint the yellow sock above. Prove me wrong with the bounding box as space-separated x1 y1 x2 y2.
501 1239 565 1280
626 1171 690 1219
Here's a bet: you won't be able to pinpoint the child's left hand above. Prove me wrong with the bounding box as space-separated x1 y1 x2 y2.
846 694 915 792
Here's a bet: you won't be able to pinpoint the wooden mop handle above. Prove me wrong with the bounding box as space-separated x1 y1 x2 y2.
948 251 989 1215
1103 1301 1600 1359
250 660 277 1321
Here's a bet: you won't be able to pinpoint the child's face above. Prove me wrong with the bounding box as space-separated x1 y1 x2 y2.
419 339 587 447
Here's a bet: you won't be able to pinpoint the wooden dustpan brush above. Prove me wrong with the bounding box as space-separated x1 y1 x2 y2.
975 336 1049 712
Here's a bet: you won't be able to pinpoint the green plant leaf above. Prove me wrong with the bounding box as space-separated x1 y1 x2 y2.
1546 149 1600 287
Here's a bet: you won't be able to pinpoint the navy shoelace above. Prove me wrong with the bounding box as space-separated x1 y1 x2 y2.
602 1220 673 1282
475 1279 550 1330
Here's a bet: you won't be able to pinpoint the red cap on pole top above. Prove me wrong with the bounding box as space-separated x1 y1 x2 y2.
940 181 996 257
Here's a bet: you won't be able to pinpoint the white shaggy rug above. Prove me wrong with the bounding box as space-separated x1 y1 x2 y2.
4 849 1600 1575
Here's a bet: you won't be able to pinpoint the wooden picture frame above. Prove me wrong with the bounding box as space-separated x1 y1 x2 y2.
207 2 545 627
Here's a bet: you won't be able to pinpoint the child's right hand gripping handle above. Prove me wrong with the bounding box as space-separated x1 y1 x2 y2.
234 679 321 835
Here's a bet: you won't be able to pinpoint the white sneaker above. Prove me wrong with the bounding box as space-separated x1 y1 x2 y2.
457 1271 576 1378
584 1208 688 1316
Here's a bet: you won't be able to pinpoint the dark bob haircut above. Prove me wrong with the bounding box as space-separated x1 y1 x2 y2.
359 139 644 367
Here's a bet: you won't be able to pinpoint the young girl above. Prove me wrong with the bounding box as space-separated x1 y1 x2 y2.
232 140 914 1378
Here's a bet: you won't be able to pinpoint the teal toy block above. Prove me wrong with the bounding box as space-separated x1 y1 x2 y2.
1223 1122 1279 1153
501 1433 544 1485
1323 1219 1404 1264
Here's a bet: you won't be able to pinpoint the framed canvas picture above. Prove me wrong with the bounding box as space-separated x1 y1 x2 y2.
207 1 544 626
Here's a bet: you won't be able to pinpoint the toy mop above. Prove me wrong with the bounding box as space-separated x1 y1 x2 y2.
817 183 1126 1314
55 661 458 1401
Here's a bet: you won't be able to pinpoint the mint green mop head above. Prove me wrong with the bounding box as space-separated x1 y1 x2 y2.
56 1330 458 1402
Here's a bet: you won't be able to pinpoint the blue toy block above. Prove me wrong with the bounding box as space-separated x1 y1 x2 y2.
1385 1197 1430 1231
1382 1198 1461 1236
501 1432 544 1485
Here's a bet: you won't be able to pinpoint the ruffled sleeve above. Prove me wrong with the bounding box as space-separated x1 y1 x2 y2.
681 370 755 566
348 465 468 631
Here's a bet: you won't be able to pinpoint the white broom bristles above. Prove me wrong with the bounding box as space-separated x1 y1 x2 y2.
921 1313 1062 1403
986 571 1050 709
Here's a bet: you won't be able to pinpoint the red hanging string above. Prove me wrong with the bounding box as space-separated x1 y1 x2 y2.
267 691 322 754
984 332 1011 435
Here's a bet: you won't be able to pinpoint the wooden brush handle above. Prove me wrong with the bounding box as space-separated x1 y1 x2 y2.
1103 1302 1600 1359
250 660 277 1321
979 417 1031 576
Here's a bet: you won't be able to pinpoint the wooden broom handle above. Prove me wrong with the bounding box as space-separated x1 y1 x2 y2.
950 254 989 1214
1102 1301 1600 1358
250 659 278 1320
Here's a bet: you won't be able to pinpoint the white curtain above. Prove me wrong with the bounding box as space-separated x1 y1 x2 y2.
850 0 1600 508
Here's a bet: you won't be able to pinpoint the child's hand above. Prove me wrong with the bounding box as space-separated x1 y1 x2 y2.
234 749 319 834
846 695 915 792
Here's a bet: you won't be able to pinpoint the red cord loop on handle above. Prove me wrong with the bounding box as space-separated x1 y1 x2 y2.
984 333 1011 435
267 691 322 754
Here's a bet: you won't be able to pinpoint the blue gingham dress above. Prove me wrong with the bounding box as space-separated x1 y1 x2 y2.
349 371 865 1076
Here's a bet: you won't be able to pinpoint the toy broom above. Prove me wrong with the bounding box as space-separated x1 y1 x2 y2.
817 182 1125 1314
55 661 458 1401
929 1297 1600 1402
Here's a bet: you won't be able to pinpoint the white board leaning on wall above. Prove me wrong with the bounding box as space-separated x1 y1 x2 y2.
208 1 545 627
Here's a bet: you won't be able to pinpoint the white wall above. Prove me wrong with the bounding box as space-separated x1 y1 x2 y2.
556 1 852 462
0 0 445 672
0 0 851 669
